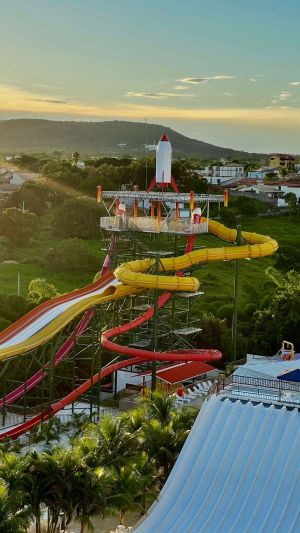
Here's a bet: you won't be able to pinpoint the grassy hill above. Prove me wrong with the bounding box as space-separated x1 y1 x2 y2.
0 119 264 159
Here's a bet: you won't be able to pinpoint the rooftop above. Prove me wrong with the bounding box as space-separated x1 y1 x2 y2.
136 361 216 384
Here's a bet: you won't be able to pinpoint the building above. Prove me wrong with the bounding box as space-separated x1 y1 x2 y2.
199 163 245 185
236 180 300 206
9 172 40 186
247 167 281 180
269 153 295 169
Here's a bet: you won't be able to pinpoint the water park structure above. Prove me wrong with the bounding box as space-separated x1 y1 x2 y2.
0 134 279 447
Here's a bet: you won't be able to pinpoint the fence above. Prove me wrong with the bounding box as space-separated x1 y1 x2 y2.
231 374 300 393
100 216 208 234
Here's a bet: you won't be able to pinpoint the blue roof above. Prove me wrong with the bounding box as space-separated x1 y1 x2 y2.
134 396 300 532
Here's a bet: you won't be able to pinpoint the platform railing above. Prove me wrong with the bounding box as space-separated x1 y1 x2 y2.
231 374 300 393
100 216 208 234
208 374 300 407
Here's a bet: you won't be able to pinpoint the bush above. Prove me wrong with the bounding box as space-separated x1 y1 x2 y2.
220 208 237 228
234 196 258 217
217 304 234 322
42 238 101 273
0 318 12 332
52 198 103 240
0 208 38 246
275 246 300 272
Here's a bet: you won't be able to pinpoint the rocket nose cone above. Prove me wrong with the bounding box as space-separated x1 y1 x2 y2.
160 133 170 142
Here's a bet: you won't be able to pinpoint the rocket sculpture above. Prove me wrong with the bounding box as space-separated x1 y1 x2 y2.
147 134 179 193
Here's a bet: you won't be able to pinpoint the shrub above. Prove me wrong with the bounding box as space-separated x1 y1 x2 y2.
42 238 101 273
217 304 234 322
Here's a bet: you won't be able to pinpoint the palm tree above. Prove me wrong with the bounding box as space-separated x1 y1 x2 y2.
0 479 32 533
139 418 187 483
32 418 63 446
109 461 156 527
73 465 112 533
19 451 54 533
139 391 176 424
81 415 138 469
0 451 24 491
120 407 145 433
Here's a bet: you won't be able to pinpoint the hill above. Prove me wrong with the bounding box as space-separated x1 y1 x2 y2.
0 119 263 160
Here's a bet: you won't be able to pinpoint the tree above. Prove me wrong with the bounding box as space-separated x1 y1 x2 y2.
109 460 156 527
72 151 80 165
5 183 50 215
42 238 101 273
28 278 60 303
139 391 175 424
195 312 232 360
253 268 300 354
284 192 297 214
280 167 288 178
234 196 258 217
0 208 38 246
138 418 186 482
74 468 111 533
52 198 103 240
0 480 31 533
220 208 237 228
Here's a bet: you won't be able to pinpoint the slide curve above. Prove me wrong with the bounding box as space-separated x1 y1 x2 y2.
0 219 278 440
0 219 278 360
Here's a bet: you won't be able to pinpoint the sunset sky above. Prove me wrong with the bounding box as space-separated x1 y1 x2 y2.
0 0 300 152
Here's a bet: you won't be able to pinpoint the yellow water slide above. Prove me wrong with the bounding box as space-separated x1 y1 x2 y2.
115 219 278 292
0 219 278 361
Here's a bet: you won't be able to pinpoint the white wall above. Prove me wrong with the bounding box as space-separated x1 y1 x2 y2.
281 186 300 199
116 369 151 392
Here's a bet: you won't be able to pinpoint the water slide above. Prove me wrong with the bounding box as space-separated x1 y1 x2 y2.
134 395 300 533
0 236 117 409
0 220 278 440
0 219 278 361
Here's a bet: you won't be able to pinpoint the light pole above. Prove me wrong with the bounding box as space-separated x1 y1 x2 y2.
145 118 148 190
232 225 242 363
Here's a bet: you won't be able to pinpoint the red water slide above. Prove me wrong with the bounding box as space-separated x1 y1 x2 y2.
0 229 221 441
0 237 116 409
1 356 144 441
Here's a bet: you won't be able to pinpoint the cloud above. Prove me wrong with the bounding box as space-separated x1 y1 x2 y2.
1 83 300 128
178 78 208 85
278 91 291 101
211 75 235 80
125 92 177 99
223 92 233 97
125 91 195 99
178 75 235 84
173 85 190 90
28 97 70 105
289 81 300 86
249 78 257 82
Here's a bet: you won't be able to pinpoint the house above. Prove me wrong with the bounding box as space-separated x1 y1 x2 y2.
199 163 245 185
9 172 40 186
277 183 300 206
269 153 295 169
248 167 281 180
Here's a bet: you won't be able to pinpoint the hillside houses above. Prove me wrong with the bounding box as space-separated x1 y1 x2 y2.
228 179 300 206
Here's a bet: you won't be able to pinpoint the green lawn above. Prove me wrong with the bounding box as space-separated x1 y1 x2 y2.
0 213 298 305
193 215 299 314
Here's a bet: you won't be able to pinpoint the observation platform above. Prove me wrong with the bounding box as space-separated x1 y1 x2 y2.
100 216 209 235
101 191 224 203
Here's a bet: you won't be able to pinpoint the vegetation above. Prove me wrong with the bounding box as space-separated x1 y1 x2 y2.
0 119 264 159
0 393 198 531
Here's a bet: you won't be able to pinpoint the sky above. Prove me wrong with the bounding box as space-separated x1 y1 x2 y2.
0 0 300 153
